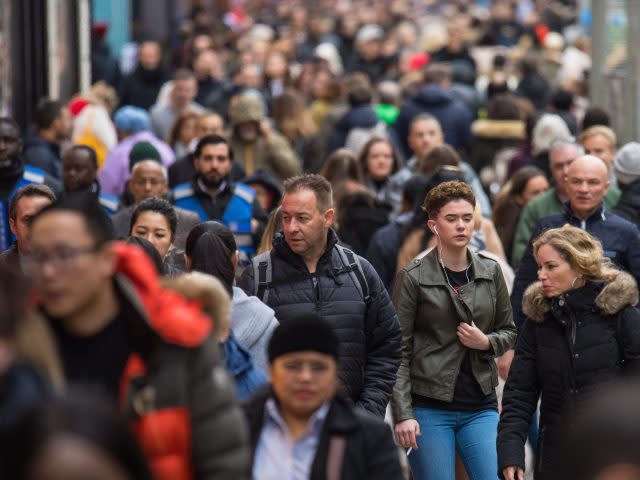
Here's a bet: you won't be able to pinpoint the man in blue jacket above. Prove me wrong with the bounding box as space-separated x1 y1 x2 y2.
511 155 640 330
173 134 267 256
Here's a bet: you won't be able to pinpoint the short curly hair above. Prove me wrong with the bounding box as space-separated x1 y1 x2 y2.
422 180 475 219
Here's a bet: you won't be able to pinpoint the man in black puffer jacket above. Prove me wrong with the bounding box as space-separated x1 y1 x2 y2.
238 174 401 418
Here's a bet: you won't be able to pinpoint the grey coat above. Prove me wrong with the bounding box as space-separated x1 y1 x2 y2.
231 287 278 372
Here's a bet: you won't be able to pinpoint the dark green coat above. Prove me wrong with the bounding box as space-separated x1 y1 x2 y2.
391 248 516 421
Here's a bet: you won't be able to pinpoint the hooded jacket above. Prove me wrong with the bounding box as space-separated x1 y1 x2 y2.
47 243 250 480
395 84 474 158
229 96 301 182
498 271 640 478
231 286 278 372
469 118 526 172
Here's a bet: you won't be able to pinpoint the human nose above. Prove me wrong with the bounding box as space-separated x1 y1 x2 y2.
538 268 546 281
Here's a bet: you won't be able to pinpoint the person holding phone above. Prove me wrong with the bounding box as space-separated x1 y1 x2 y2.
392 180 516 480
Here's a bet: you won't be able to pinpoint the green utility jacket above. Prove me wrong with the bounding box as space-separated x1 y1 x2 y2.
391 248 516 421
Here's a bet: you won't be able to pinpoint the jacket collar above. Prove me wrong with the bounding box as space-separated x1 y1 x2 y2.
418 247 493 286
522 270 639 323
272 229 340 270
562 201 606 224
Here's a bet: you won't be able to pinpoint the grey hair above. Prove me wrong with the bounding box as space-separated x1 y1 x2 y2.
130 160 168 182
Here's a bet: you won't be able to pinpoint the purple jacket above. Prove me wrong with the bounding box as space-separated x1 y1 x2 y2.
98 131 176 196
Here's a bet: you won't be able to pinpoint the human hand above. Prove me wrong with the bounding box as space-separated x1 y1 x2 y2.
502 466 524 480
457 321 490 350
496 349 515 380
394 419 420 449
259 120 271 142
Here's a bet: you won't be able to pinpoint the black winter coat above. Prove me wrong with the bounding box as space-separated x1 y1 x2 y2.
498 272 640 479
237 230 402 418
510 204 640 330
244 389 404 480
118 66 168 111
612 180 640 228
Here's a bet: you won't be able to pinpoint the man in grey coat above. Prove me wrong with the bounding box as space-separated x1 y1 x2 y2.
111 159 199 250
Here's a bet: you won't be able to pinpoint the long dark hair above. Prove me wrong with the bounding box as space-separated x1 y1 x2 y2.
1 391 153 479
184 221 236 295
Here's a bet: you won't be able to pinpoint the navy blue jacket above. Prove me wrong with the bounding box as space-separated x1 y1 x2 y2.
394 84 473 158
365 220 403 295
328 105 380 154
23 134 62 180
510 203 640 330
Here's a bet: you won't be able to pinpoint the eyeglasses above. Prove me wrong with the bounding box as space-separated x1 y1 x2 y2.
22 244 99 273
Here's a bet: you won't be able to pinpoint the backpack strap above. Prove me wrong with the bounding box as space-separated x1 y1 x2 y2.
252 251 272 303
336 245 372 305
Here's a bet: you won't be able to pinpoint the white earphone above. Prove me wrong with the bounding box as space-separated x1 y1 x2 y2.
433 226 439 235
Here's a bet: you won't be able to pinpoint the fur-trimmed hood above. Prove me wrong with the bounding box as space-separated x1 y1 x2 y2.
471 119 525 140
522 270 639 323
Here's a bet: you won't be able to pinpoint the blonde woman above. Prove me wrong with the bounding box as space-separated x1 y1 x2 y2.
498 224 640 479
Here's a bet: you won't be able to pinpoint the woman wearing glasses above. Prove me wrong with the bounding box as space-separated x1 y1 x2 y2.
393 181 516 480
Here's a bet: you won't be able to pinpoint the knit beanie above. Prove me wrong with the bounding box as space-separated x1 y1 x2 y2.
613 142 640 185
129 141 162 172
114 105 150 134
268 314 339 363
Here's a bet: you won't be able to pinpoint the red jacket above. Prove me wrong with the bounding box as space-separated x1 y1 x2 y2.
63 243 250 479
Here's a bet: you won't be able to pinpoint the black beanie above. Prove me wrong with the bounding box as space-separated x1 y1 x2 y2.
268 314 339 363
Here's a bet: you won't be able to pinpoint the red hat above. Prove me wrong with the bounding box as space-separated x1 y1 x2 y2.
69 98 90 117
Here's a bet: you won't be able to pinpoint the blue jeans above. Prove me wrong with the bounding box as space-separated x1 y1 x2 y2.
409 407 499 480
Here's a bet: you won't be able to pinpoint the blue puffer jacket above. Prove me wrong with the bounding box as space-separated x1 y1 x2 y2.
394 84 474 158
510 203 640 330
237 229 402 418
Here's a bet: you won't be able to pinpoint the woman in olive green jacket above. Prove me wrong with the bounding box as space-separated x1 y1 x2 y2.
392 181 516 480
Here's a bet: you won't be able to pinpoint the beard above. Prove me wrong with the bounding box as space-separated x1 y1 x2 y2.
200 172 223 189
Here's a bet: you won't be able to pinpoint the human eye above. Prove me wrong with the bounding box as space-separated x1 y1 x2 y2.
310 361 329 373
283 361 302 372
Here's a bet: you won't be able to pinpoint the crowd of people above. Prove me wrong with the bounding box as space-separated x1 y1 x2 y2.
1 1 640 479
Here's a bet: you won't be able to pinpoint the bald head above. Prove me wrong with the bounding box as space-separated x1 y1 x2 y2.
566 155 610 219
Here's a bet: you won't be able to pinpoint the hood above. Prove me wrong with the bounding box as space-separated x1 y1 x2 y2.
230 95 264 127
113 242 212 347
472 119 526 140
522 270 639 323
232 287 277 347
241 170 283 203
335 105 379 131
414 84 454 107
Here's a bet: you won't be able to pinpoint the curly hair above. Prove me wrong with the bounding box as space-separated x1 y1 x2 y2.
532 224 618 283
422 180 475 219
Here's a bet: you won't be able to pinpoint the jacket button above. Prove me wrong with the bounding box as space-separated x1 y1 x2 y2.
559 299 565 306
574 353 580 359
